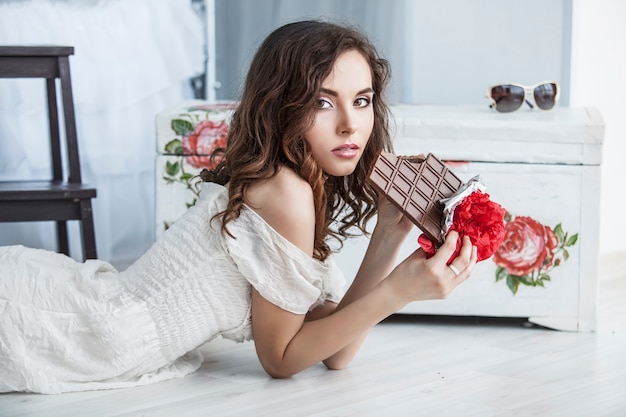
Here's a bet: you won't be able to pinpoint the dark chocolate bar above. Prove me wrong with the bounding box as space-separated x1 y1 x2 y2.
367 151 464 245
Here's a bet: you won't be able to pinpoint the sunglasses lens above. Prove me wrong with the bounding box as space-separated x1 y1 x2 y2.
533 83 558 110
490 85 525 113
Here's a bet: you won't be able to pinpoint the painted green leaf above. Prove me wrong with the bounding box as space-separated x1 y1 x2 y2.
171 119 194 136
518 275 533 286
495 266 507 282
164 139 184 154
165 160 180 176
506 276 520 295
566 233 579 247
563 249 570 261
554 223 565 243
186 198 197 209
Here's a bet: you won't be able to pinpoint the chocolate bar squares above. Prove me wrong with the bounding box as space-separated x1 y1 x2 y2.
367 151 464 245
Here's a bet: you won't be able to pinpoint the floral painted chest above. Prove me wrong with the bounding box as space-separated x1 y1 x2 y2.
155 100 237 238
335 105 604 331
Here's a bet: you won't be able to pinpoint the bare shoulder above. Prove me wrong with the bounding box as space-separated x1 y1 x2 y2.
244 167 315 256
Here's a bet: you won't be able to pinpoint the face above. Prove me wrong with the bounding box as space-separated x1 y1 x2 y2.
303 50 375 177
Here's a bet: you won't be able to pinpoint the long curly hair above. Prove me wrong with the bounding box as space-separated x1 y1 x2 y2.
201 20 393 261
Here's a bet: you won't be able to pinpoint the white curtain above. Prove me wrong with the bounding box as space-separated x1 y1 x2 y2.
213 0 409 103
0 0 205 265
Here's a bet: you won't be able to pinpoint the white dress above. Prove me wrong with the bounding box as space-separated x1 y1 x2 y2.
0 183 346 394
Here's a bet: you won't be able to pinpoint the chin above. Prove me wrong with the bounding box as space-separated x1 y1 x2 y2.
324 165 358 177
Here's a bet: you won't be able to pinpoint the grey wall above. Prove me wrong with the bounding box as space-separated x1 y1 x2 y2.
214 0 572 107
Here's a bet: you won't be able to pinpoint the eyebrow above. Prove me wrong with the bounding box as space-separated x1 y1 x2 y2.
320 87 374 97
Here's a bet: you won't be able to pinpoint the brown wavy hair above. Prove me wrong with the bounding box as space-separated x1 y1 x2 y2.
201 20 393 261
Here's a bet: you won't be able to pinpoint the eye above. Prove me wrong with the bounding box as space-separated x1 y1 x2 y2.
354 97 371 108
316 98 332 109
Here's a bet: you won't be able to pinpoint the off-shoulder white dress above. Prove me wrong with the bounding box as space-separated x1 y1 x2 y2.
0 183 345 393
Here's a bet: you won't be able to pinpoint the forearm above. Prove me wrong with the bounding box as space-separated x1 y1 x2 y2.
320 224 409 368
265 278 405 377
340 223 407 305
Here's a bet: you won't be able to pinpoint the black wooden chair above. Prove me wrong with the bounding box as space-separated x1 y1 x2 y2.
0 46 97 260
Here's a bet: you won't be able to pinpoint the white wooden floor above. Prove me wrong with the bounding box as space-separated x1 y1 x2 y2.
1 253 625 417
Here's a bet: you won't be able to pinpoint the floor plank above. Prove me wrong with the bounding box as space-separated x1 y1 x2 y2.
1 253 625 417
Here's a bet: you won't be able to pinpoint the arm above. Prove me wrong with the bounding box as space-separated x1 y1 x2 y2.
319 194 415 369
246 170 477 378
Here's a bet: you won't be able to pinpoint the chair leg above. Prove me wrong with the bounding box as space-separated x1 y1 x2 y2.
79 199 97 260
56 220 69 256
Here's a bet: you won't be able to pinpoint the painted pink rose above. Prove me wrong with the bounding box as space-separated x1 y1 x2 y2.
493 216 558 276
182 119 228 169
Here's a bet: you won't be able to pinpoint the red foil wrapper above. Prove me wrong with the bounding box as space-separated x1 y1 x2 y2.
418 177 506 263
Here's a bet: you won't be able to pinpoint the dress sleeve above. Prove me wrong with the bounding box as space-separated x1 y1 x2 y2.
222 206 346 314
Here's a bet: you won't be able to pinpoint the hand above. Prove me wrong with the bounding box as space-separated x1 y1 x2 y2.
387 230 478 305
375 194 414 239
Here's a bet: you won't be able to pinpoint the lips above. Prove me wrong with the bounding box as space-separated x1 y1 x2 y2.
332 143 359 158
333 143 359 151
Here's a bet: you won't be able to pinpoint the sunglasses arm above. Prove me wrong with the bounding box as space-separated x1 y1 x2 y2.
525 99 534 109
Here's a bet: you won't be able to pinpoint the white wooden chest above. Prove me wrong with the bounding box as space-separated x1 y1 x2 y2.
155 100 236 238
335 105 605 332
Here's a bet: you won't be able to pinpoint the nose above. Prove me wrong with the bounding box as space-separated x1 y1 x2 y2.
337 107 357 135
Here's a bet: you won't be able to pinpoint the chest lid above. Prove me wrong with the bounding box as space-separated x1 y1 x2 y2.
390 105 604 165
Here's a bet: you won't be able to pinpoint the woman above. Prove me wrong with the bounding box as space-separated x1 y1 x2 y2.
0 20 477 394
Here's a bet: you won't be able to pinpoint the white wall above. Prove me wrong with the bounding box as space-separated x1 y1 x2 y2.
570 0 626 256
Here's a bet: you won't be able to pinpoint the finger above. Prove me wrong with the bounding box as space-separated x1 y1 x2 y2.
453 242 478 279
448 236 477 278
456 235 474 262
469 245 478 267
448 263 461 276
431 230 459 264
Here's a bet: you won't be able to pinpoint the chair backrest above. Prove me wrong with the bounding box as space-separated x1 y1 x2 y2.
0 46 82 184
